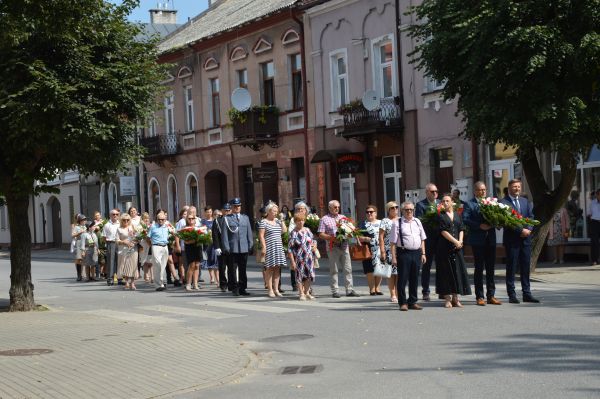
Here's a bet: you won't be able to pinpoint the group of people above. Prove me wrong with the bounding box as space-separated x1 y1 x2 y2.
70 178 541 310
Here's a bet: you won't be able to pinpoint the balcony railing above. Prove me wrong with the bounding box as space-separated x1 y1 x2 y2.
340 96 403 138
140 133 180 159
231 107 280 151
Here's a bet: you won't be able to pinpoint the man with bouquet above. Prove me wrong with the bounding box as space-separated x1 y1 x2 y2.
501 179 540 303
318 199 360 298
415 183 440 301
222 198 254 296
463 181 501 306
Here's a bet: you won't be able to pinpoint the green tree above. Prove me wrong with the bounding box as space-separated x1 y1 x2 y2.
0 0 166 311
409 0 600 269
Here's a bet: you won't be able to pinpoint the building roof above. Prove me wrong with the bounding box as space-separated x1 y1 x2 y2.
158 0 300 53
136 23 182 42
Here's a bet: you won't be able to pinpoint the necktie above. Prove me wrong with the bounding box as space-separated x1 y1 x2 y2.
514 197 521 213
236 214 240 221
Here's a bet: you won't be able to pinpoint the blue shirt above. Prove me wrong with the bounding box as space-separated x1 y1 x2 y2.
148 224 170 245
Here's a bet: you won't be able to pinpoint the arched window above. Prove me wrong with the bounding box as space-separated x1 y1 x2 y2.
108 183 118 212
186 173 199 208
148 178 161 217
167 175 178 221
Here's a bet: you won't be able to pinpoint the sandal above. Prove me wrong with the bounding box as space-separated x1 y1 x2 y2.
131 283 136 291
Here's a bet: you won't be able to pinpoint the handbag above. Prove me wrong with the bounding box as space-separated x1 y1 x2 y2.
349 241 371 261
373 258 392 278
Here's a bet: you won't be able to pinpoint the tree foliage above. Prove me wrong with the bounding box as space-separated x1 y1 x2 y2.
0 0 167 311
409 0 600 269
409 0 600 152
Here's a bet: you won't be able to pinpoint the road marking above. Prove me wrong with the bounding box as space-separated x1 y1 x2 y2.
192 300 305 314
137 305 246 319
84 309 181 325
236 296 369 309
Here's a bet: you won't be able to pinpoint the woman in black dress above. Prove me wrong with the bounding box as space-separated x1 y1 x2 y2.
435 194 472 308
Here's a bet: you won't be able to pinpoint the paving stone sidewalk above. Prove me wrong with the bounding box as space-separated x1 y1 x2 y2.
0 310 253 399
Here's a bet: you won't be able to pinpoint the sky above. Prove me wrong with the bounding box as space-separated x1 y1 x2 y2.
111 0 209 24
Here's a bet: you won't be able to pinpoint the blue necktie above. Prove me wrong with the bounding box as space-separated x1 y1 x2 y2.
514 197 521 213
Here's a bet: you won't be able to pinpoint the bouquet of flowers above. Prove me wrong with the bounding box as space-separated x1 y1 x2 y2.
334 217 365 244
419 203 443 229
177 225 212 246
135 222 149 242
304 214 320 235
478 197 540 229
281 230 289 251
95 218 108 232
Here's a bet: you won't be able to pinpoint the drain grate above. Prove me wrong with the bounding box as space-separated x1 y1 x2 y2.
0 349 53 356
260 334 314 343
279 365 322 375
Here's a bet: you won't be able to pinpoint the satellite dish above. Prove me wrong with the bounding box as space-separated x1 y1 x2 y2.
231 88 252 111
362 90 380 111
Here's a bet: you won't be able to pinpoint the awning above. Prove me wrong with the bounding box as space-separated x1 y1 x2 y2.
310 149 342 163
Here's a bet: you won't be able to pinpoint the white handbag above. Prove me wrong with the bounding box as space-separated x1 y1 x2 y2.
373 258 392 278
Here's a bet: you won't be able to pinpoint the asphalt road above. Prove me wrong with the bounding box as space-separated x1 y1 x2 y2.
1 252 599 399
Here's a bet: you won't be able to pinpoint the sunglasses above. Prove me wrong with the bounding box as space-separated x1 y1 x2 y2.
111 213 120 216
429 190 438 193
366 210 375 214
157 218 167 221
389 206 399 209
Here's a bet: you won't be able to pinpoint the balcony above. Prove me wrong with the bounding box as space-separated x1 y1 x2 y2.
140 133 181 164
230 107 280 151
339 96 403 140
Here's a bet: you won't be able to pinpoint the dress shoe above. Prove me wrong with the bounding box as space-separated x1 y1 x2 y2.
487 297 502 305
155 286 166 292
232 289 240 296
375 291 384 296
239 291 251 296
347 291 360 297
332 292 341 298
408 303 422 310
370 292 377 296
220 286 227 292
399 304 408 311
422 294 431 301
476 298 486 306
523 296 540 303
174 280 182 287
508 296 520 304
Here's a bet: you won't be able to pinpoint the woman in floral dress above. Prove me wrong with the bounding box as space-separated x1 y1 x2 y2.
379 201 400 302
116 214 138 290
288 213 316 300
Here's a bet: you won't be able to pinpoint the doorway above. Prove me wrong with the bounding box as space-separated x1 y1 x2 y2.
339 174 356 221
205 170 228 209
48 196 62 247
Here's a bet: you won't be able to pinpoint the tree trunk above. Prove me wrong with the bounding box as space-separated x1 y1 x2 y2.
6 193 35 311
521 148 578 272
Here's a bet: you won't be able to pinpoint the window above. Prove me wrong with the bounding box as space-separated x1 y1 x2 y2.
164 92 175 134
383 156 402 206
372 35 395 98
330 49 349 110
237 69 248 88
261 61 275 106
149 179 160 216
147 117 156 137
424 75 445 93
489 143 518 161
184 86 194 132
208 129 222 145
290 54 303 109
209 78 220 127
108 183 118 211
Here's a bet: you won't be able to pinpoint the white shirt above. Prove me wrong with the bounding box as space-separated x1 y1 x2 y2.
103 220 120 242
589 199 600 221
390 217 427 250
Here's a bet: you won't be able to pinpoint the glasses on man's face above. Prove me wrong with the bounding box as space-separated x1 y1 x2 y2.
157 218 166 222
111 213 119 216
403 208 414 212
429 190 438 193
331 206 340 209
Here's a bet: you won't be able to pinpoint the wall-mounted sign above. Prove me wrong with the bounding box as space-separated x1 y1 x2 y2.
252 167 278 182
119 176 136 196
337 153 365 174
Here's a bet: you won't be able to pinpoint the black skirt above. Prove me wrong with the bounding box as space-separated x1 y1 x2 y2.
185 244 203 262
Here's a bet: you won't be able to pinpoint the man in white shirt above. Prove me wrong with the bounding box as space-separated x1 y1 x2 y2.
102 208 121 286
391 201 427 311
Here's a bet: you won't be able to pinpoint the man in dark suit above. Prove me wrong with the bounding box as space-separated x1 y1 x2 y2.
212 203 231 292
501 179 540 303
222 197 254 296
463 181 501 306
415 182 439 301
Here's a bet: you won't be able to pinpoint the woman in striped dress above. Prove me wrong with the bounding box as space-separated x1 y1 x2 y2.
258 202 287 298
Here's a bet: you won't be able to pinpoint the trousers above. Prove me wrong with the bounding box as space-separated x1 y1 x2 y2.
328 246 353 294
227 252 248 292
151 245 169 288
